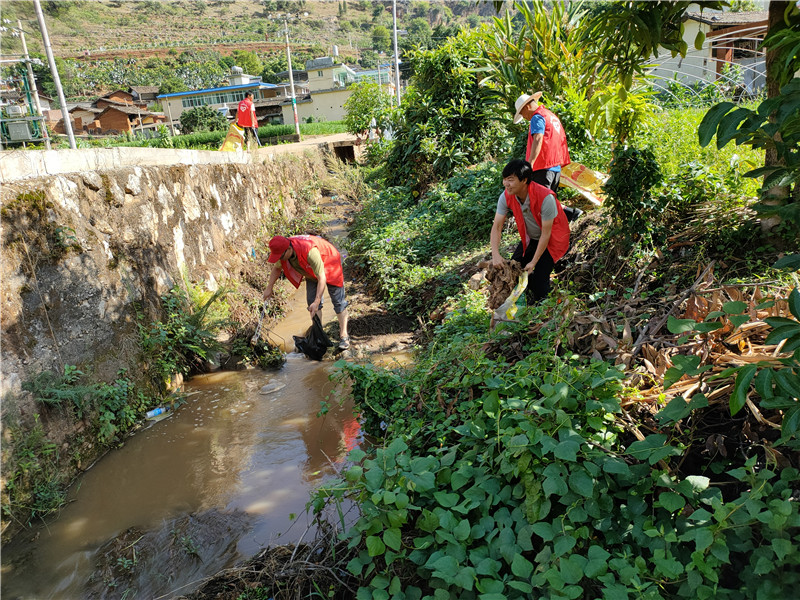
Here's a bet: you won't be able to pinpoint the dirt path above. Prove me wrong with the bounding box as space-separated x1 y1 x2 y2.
321 195 417 358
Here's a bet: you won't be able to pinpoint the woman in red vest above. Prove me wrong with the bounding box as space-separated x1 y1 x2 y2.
263 235 350 350
490 159 570 303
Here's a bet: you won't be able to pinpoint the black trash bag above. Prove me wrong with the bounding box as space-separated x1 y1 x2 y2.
293 314 333 361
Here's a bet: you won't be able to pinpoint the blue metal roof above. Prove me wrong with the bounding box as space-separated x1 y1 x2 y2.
157 82 279 99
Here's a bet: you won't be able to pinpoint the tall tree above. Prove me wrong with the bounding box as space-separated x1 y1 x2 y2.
699 1 800 245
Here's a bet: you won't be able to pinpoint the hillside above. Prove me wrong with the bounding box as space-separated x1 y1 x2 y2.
1 0 495 63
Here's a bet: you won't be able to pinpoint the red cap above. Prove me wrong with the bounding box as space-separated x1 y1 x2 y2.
267 236 290 263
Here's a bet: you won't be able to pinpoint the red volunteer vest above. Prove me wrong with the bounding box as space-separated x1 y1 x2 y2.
504 182 570 263
525 105 571 171
236 98 256 127
281 235 344 289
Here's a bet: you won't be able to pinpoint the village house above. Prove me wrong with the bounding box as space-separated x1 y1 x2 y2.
128 85 160 105
648 10 768 95
157 66 305 132
277 56 398 124
49 90 166 136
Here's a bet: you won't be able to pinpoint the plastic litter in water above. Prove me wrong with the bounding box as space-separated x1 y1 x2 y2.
145 406 172 419
260 381 286 395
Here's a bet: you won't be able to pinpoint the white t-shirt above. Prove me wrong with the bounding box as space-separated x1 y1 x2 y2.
496 190 557 240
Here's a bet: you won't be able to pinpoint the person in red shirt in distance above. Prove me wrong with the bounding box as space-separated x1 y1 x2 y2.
236 91 260 147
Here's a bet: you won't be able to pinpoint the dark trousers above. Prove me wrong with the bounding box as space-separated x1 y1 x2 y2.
511 241 555 303
243 126 260 146
532 169 579 223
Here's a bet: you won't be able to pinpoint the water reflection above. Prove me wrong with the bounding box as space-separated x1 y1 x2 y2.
1 359 359 599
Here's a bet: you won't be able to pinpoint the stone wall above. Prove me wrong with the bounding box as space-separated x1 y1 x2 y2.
0 148 326 414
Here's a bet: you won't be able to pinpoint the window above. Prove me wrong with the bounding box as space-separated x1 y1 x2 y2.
317 70 323 77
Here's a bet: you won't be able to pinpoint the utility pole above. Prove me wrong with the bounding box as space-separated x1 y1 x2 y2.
33 0 76 149
284 19 301 138
391 0 401 105
18 19 50 149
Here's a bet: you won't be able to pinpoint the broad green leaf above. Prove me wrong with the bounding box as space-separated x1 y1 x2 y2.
430 554 459 578
433 491 459 507
543 474 568 497
656 393 708 424
532 521 555 541
685 475 711 492
694 29 705 50
453 566 476 591
694 528 714 551
511 553 534 578
346 465 364 482
383 528 402 552
772 538 792 562
627 434 668 461
554 439 580 461
790 289 800 320
782 406 800 439
560 554 585 584
553 534 577 557
774 254 800 271
765 324 800 345
484 391 500 417
367 535 386 557
659 491 686 512
667 315 696 334
569 469 595 498
698 101 736 147
730 364 757 415
348 448 367 463
602 456 631 475
693 321 724 333
722 300 747 315
728 315 750 329
782 332 800 353
716 107 751 148
773 368 800 399
648 445 682 464
453 519 471 542
754 369 774 400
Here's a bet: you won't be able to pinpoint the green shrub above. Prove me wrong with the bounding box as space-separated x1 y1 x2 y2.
603 145 663 246
348 161 501 314
316 292 800 600
138 285 229 388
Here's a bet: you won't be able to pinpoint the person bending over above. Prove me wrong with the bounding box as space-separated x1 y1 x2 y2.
263 234 350 350
490 159 570 303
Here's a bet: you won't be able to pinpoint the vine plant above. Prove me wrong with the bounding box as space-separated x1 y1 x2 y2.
313 293 799 600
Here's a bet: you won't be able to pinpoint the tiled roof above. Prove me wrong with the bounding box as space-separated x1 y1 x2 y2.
687 11 768 26
129 86 159 94
99 104 153 117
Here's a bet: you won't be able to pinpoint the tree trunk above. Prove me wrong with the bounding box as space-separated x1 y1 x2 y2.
761 1 790 238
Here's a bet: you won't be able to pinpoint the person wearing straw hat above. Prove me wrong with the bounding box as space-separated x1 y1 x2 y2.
263 234 350 350
512 92 581 222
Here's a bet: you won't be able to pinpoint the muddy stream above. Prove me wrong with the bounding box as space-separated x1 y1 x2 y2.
1 202 411 599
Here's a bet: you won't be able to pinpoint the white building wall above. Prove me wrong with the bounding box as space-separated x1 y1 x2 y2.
280 88 353 124
647 21 716 88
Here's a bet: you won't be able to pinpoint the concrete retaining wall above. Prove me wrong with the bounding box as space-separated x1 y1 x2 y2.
0 147 326 403
0 147 251 183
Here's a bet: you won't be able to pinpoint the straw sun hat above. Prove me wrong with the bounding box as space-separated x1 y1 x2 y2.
512 91 543 124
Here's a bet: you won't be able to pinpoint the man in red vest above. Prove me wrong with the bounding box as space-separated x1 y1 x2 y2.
513 92 581 222
263 235 350 350
236 91 260 147
490 159 570 303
